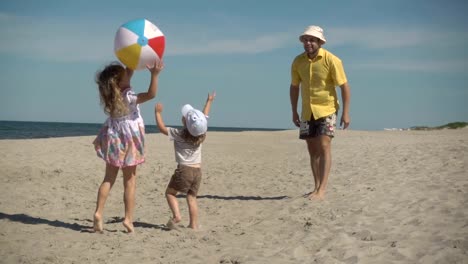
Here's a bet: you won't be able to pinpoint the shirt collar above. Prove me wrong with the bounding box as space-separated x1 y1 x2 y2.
302 48 324 61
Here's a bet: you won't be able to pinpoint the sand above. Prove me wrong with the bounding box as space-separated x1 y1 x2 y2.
0 129 467 263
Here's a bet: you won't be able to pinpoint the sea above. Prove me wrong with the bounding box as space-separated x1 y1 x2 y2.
0 121 286 140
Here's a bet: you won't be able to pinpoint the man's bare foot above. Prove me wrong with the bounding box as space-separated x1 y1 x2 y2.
123 220 134 233
303 190 317 198
308 191 325 200
93 213 103 233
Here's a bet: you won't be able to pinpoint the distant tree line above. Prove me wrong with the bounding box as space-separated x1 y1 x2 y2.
411 122 468 130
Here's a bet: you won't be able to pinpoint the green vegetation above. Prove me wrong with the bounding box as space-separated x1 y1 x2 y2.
411 122 468 130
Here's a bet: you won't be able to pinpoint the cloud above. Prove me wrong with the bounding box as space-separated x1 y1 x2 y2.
0 13 115 62
326 26 468 49
0 13 293 62
1 13 467 62
166 33 292 55
326 25 468 72
351 59 468 72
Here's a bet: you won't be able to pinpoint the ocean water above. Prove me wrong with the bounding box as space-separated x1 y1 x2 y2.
0 121 285 140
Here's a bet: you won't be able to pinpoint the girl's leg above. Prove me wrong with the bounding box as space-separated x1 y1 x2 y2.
94 163 119 232
122 165 137 233
186 191 199 230
166 187 181 228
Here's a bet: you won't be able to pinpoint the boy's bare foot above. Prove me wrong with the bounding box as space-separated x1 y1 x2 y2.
93 213 103 233
123 220 134 233
187 224 199 231
166 218 181 230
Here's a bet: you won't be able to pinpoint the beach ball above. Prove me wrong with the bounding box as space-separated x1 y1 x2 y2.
114 19 165 70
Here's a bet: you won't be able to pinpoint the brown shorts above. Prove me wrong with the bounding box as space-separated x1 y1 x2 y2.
167 165 202 195
299 112 337 139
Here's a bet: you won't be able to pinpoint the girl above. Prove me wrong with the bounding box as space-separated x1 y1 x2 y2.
93 60 164 233
155 92 215 230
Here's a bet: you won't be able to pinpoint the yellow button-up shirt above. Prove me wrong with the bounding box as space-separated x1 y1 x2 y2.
291 48 347 121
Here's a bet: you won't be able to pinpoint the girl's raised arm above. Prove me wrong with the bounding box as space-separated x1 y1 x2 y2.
137 60 164 104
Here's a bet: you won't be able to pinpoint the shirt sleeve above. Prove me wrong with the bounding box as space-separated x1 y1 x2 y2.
124 88 138 106
330 58 348 87
167 127 180 141
290 58 301 86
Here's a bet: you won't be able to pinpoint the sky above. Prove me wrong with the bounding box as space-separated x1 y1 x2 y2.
0 0 467 130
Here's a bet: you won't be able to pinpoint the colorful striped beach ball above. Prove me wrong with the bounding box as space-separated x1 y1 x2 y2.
114 19 165 70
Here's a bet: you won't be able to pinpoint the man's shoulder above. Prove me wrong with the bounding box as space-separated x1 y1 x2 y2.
320 48 341 61
292 52 307 63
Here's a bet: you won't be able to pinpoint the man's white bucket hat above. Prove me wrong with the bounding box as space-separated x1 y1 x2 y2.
299 25 326 44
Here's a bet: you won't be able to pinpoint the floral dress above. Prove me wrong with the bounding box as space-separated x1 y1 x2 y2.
93 88 145 167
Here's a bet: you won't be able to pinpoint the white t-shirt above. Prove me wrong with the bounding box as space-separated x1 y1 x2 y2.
168 127 202 165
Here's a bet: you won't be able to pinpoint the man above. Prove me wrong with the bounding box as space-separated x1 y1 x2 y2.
289 25 351 200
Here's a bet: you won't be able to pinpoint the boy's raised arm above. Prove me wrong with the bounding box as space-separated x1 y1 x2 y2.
155 103 168 135
203 92 216 116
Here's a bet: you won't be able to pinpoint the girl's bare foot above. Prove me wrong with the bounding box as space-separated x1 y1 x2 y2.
93 213 103 233
123 220 134 233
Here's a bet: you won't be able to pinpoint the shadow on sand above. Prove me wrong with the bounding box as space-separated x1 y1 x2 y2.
107 216 169 231
0 212 88 231
177 194 290 201
0 212 169 232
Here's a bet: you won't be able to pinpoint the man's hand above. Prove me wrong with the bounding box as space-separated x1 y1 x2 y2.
292 112 300 127
340 113 350 129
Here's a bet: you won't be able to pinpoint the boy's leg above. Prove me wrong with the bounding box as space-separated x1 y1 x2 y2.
122 165 137 233
166 187 182 224
94 163 119 232
186 191 199 230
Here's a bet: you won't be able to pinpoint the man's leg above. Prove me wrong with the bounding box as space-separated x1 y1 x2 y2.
307 135 332 200
306 138 320 195
312 135 332 199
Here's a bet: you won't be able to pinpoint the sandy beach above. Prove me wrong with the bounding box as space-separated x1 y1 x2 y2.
0 129 467 263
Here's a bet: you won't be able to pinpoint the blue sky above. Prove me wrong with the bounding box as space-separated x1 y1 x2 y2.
1 0 467 130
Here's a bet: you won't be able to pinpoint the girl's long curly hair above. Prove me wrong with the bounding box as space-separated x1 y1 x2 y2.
95 62 129 118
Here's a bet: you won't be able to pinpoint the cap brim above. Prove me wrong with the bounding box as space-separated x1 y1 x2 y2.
181 104 194 117
299 34 326 44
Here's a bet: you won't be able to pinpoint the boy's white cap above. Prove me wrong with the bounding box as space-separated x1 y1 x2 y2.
181 104 208 136
299 25 326 44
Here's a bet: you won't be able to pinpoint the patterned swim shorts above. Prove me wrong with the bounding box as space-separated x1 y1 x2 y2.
299 113 337 139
